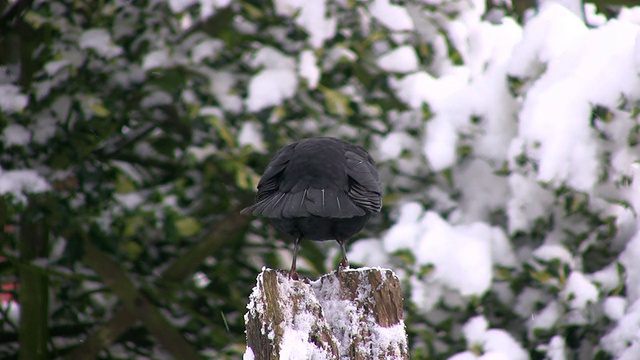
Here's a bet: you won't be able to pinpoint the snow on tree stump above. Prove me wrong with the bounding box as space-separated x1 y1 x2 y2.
244 267 408 359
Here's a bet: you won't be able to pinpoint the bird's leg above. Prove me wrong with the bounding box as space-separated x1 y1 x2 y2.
289 237 302 280
338 239 350 270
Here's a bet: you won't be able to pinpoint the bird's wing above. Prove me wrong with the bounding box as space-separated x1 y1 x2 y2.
255 143 295 200
240 143 295 215
345 149 382 213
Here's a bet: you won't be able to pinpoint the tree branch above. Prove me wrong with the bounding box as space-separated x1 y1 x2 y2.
64 213 250 359
0 0 33 25
80 240 201 360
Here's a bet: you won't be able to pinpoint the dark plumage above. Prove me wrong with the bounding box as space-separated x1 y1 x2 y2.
241 137 382 279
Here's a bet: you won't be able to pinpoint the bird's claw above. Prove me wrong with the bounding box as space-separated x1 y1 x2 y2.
289 270 299 280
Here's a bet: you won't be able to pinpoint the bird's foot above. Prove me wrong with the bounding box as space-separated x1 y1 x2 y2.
338 261 350 271
289 269 300 280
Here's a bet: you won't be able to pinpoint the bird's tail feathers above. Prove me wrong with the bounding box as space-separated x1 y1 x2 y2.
242 188 365 219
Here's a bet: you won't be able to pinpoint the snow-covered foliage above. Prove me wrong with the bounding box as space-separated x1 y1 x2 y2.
342 1 640 358
1 0 640 358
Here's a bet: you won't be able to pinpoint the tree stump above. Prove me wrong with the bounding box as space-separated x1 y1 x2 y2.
244 267 408 359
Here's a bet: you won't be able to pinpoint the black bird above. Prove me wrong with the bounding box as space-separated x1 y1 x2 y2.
241 137 382 279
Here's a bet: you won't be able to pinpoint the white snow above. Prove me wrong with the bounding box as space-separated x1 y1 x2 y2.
532 244 574 267
198 0 232 18
618 344 640 360
561 271 599 310
347 238 391 268
410 276 446 314
416 212 493 297
508 3 640 191
506 173 555 234
322 47 357 70
369 0 414 31
377 46 420 73
114 193 144 209
449 352 477 360
619 6 640 24
191 39 224 63
390 71 466 111
44 59 71 76
142 49 171 70
601 299 640 357
483 329 529 360
584 3 607 26
463 315 489 345
621 232 640 304
508 3 587 79
245 69 298 112
79 29 123 59
242 347 255 360
311 274 363 355
168 0 198 13
0 169 51 204
389 69 469 170
0 301 20 324
140 91 173 108
245 269 406 359
382 201 423 252
455 160 511 223
514 287 545 319
456 316 529 360
378 132 416 161
383 202 521 308
279 310 336 359
368 323 408 358
274 0 336 48
311 268 407 357
169 0 229 18
238 122 266 153
250 47 296 69
246 47 298 112
298 50 320 89
603 296 627 321
207 71 243 113
0 84 28 113
538 335 566 360
476 224 518 268
529 301 562 333
2 124 31 146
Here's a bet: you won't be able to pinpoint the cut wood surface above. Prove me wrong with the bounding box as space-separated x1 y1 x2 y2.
245 267 408 359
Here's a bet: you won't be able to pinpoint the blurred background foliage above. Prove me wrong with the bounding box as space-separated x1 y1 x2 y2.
0 0 638 359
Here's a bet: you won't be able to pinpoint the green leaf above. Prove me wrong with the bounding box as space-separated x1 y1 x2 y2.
320 86 354 116
175 217 202 237
209 116 236 148
530 269 553 284
115 173 137 194
495 266 513 281
91 102 111 117
235 168 251 190
123 241 143 260
123 215 144 237
149 67 187 90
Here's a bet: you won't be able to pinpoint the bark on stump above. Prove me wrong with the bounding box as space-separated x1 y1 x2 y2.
245 267 408 359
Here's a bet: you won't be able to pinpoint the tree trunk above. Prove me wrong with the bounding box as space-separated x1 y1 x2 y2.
19 209 49 360
245 267 408 359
